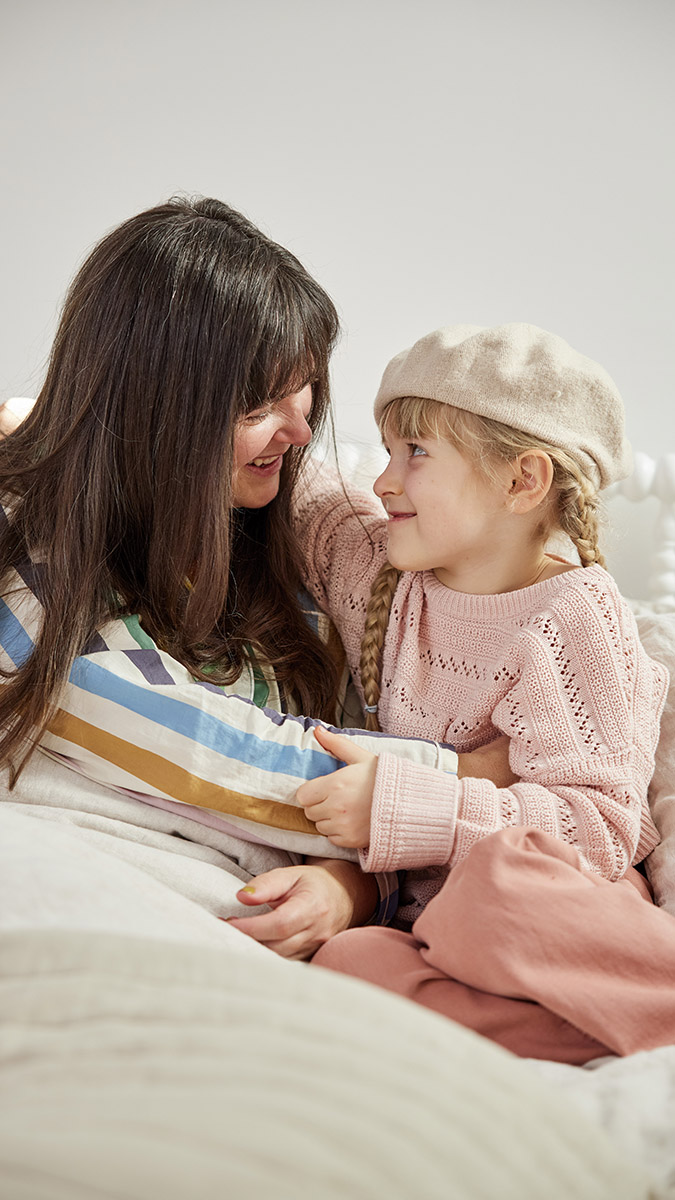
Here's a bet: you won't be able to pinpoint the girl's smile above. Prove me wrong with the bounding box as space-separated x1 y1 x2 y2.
386 508 416 521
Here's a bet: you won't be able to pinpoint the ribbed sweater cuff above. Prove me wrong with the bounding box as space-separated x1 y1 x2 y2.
359 752 458 873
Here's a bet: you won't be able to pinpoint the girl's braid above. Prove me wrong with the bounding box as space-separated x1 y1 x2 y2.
359 561 400 732
554 457 606 569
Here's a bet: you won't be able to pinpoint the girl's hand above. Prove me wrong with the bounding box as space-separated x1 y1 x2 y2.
296 726 377 849
227 859 378 960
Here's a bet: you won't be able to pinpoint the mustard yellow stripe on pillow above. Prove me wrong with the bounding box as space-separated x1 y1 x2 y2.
47 708 320 835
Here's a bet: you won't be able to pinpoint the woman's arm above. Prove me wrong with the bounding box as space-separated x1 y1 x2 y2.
0 575 457 859
292 462 390 663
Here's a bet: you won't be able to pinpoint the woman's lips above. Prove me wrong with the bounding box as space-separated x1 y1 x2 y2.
246 454 283 476
387 511 415 522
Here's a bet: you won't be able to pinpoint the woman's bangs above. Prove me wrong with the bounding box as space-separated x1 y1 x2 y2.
243 273 338 415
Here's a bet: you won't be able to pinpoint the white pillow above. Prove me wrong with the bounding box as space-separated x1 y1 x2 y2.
632 606 675 913
0 923 651 1199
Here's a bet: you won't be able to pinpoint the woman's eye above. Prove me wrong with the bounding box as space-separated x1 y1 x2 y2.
244 408 273 425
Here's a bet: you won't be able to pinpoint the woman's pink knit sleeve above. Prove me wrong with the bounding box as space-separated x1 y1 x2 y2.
293 461 388 640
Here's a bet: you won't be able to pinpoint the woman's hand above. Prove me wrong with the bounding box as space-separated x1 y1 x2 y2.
457 734 518 788
227 858 378 961
296 726 377 848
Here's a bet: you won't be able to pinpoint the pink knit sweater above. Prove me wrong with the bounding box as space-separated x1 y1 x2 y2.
296 467 667 892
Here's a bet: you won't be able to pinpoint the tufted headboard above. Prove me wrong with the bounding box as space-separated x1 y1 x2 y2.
604 453 675 611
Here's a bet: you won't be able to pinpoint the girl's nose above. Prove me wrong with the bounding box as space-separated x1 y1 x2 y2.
373 460 401 498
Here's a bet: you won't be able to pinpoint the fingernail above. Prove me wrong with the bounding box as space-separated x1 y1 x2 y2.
239 886 256 894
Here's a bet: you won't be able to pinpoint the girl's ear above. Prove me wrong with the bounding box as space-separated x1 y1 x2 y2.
505 450 554 513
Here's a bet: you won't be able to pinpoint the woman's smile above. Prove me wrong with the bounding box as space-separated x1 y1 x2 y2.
232 384 313 507
246 452 285 475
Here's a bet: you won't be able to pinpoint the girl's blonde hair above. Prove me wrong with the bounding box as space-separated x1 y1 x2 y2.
360 395 606 731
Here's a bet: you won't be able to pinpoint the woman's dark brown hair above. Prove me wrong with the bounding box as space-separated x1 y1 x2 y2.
0 197 340 778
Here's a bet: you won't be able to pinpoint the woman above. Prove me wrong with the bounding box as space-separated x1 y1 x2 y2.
0 197 496 959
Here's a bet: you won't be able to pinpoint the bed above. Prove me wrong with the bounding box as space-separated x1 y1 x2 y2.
0 431 674 1200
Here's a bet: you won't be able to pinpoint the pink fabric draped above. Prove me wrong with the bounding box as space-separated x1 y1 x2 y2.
313 828 675 1064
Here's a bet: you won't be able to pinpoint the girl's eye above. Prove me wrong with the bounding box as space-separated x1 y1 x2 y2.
409 443 427 457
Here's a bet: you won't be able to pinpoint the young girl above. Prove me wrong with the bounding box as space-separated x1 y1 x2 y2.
292 323 675 1062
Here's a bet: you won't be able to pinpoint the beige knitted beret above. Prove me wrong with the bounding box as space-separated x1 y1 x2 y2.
373 323 632 489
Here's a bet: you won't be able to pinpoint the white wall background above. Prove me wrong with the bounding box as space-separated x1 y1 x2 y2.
2 0 673 590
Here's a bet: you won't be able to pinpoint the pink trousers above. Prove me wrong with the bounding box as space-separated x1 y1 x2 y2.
313 828 675 1064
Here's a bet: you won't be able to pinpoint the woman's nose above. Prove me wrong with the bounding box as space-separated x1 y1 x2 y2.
290 409 313 447
277 391 313 447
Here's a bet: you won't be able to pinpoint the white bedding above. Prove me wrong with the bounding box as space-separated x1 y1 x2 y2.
0 791 671 1198
529 1051 675 1198
0 805 660 1200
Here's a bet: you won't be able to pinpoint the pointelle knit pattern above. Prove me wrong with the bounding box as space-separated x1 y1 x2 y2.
295 465 667 904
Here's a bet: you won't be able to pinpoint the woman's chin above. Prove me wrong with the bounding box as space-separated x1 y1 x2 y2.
232 475 281 509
